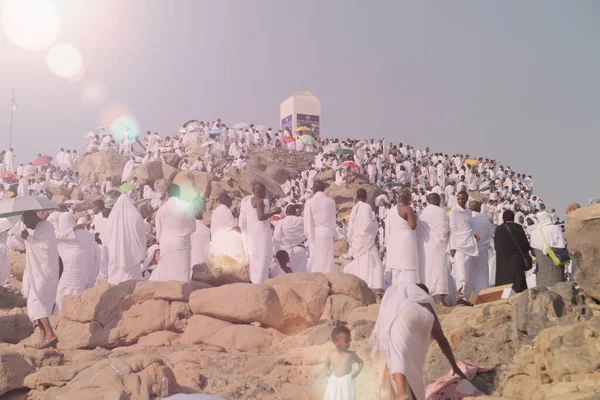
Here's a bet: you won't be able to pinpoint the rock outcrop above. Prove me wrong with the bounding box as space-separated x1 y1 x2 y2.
74 149 129 185
566 204 600 300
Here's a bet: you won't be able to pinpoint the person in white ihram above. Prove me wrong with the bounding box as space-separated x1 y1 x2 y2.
210 193 237 238
106 194 147 285
304 180 337 274
150 184 197 283
344 188 383 291
273 204 308 273
448 191 480 304
190 207 210 270
469 200 493 296
21 210 60 349
385 189 419 284
239 182 280 284
416 193 450 305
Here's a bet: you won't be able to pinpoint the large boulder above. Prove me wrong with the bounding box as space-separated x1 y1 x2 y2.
9 250 25 281
46 181 73 198
178 315 233 345
325 272 377 305
70 186 83 200
173 171 212 197
264 273 331 321
320 294 364 321
161 163 178 181
191 256 249 286
154 178 171 197
188 283 284 329
163 152 181 168
0 350 35 396
0 311 34 344
566 204 600 300
315 169 335 183
204 324 275 353
74 149 128 185
268 284 315 333
128 161 163 185
333 240 349 258
51 194 67 205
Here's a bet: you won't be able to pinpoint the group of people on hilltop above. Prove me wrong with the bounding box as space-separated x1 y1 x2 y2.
0 117 580 400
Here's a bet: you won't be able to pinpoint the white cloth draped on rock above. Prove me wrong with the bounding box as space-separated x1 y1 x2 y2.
150 197 197 283
273 215 308 273
239 196 272 284
190 220 210 268
371 283 437 400
304 192 336 274
344 201 383 289
448 205 478 298
416 205 450 297
55 213 99 313
22 220 60 322
106 195 147 285
210 204 236 238
385 207 419 284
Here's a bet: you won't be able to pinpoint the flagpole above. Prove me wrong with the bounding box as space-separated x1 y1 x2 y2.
9 89 14 149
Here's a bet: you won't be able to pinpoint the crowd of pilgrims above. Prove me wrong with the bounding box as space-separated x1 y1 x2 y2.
0 119 574 352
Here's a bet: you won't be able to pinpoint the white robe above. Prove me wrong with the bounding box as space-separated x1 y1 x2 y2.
385 207 419 284
239 196 272 284
273 215 308 273
22 220 59 322
471 211 493 295
372 284 437 400
210 204 236 238
55 213 99 313
304 192 336 274
150 197 196 283
190 220 210 268
448 205 479 299
106 195 147 285
92 214 110 282
0 230 9 286
210 229 248 265
344 201 383 289
416 205 450 298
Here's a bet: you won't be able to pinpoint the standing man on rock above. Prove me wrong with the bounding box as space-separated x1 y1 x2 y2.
417 193 450 304
21 210 59 349
344 188 383 290
386 189 419 284
448 191 479 304
470 200 494 296
150 184 197 283
210 193 237 238
304 180 337 274
239 182 280 283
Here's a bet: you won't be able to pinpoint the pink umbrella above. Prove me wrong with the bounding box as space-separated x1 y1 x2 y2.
342 161 359 169
32 155 53 167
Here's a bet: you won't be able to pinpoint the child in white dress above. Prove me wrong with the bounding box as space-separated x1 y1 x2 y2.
323 322 364 400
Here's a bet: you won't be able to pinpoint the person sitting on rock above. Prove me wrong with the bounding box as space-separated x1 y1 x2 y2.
269 250 293 278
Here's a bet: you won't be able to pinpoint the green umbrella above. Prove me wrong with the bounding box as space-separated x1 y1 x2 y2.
336 147 354 155
299 134 317 145
119 182 136 194
385 181 402 187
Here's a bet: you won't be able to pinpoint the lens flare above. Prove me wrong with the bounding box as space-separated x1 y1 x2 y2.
1 0 60 51
110 115 140 143
47 43 84 79
82 82 106 106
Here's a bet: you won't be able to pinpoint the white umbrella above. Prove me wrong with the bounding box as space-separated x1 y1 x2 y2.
232 122 249 130
84 131 96 138
64 199 82 204
0 196 58 218
0 218 12 234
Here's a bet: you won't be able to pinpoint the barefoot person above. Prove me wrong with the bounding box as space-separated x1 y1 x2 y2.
372 283 467 400
21 210 60 349
323 322 364 400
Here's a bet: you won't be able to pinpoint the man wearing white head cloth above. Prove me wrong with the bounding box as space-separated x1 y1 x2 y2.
106 194 147 285
273 204 308 273
54 213 100 313
371 283 467 400
448 191 480 304
344 188 383 290
150 184 196 283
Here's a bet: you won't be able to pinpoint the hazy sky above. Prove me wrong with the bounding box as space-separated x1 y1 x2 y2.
1 0 599 215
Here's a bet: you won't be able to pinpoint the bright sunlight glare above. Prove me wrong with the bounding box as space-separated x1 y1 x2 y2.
1 0 60 51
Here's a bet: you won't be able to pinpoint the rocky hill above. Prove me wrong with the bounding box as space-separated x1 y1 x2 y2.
1 148 600 399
